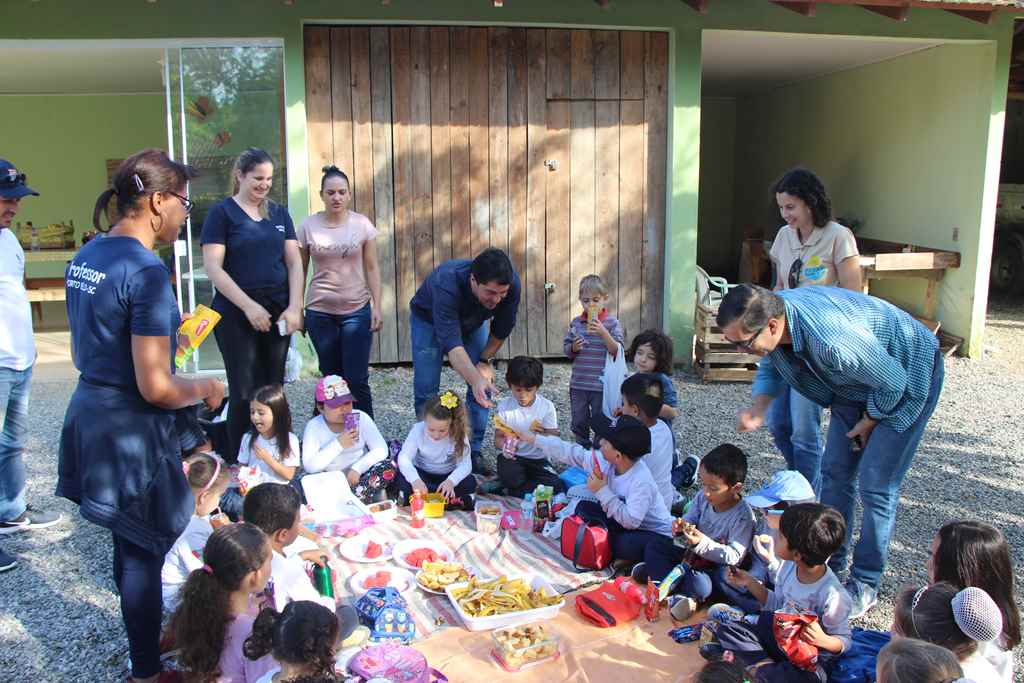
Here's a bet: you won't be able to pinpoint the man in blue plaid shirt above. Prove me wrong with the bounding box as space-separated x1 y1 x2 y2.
717 284 944 619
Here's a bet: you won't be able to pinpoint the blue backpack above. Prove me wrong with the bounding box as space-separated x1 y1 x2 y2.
355 587 416 644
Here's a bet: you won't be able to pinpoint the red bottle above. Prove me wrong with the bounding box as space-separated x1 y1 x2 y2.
410 490 425 529
644 579 661 622
613 576 647 605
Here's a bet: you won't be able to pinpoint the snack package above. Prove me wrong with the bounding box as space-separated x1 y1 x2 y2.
492 414 516 436
773 609 820 672
175 304 221 369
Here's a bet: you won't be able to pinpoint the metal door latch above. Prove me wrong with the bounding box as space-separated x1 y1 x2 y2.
544 159 558 171
544 282 556 293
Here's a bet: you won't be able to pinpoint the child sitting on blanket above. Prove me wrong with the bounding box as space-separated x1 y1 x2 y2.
637 444 756 621
619 373 675 510
876 638 966 683
493 356 563 498
243 483 335 613
396 392 477 511
244 599 359 683
513 415 673 565
301 375 396 504
708 503 852 682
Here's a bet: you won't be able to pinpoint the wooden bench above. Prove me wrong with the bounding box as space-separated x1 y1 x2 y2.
24 277 66 323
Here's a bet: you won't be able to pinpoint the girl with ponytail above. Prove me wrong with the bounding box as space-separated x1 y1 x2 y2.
244 600 351 683
171 523 275 682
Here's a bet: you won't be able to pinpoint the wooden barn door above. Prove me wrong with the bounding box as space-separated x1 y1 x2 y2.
304 26 668 363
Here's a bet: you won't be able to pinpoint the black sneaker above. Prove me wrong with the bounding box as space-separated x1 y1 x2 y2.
677 454 701 489
0 547 16 572
471 451 494 477
698 642 726 662
0 505 62 535
630 561 649 585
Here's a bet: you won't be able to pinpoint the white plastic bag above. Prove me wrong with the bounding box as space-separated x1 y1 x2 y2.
284 335 303 384
601 342 627 419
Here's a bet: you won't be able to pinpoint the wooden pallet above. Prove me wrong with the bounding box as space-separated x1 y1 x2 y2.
694 303 760 382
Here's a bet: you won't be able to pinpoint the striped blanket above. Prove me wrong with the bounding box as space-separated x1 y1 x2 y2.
327 495 612 639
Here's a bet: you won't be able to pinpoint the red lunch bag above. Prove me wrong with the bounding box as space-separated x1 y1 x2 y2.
560 514 611 571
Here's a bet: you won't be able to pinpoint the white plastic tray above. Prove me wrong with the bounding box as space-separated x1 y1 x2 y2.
444 574 565 632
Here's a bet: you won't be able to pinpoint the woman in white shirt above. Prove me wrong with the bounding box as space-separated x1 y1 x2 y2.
396 392 477 510
766 167 862 496
300 375 394 503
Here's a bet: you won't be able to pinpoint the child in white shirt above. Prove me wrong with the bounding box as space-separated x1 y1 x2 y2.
300 375 395 503
397 392 477 510
494 356 563 498
514 415 673 563
161 453 231 612
619 373 676 509
238 384 301 486
243 483 335 613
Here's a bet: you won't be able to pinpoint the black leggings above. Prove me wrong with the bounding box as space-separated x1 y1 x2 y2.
113 533 164 679
212 296 289 461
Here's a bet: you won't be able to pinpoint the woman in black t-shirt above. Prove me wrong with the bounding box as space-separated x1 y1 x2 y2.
58 149 224 683
201 148 304 460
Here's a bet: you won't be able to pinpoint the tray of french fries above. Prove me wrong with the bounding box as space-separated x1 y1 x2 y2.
415 560 473 594
444 574 564 631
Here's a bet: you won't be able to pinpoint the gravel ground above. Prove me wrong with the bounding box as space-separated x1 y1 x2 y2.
2 303 1024 682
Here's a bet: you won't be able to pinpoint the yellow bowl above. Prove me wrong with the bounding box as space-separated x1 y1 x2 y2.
424 493 447 518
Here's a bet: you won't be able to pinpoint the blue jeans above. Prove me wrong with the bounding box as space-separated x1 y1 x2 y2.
411 312 489 452
767 387 824 494
713 557 770 614
0 366 31 522
305 304 374 417
822 349 944 589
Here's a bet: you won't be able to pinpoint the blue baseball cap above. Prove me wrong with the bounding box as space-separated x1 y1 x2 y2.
0 160 40 199
745 470 816 509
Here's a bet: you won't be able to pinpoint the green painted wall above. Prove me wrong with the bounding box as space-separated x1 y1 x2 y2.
1 0 1013 358
732 42 1002 355
0 93 167 279
697 96 739 280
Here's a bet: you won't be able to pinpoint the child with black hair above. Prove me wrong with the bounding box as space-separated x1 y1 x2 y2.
162 453 232 613
638 444 756 621
171 522 276 683
928 520 1020 682
239 384 301 485
396 393 477 510
494 356 563 498
245 599 358 683
893 582 1004 681
512 415 673 565
709 503 851 682
693 657 750 683
625 329 679 425
620 373 675 509
242 483 334 613
876 638 965 683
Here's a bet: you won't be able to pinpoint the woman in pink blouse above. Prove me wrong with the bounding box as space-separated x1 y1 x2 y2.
298 166 382 417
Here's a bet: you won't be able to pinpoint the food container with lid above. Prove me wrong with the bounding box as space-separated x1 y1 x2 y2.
490 622 560 672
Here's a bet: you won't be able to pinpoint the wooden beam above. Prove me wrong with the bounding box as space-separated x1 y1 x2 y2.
681 0 710 12
773 1 817 17
862 3 910 20
945 8 993 23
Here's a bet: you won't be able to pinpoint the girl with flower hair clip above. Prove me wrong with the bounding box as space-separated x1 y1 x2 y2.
396 391 477 510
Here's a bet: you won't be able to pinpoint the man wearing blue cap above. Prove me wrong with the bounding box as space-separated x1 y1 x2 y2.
0 160 62 572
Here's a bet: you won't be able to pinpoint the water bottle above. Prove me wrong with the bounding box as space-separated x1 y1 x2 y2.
520 494 533 534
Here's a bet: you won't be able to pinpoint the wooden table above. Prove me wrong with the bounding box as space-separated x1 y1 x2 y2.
23 249 76 324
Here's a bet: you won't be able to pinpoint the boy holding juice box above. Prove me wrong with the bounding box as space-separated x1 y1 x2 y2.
563 274 623 448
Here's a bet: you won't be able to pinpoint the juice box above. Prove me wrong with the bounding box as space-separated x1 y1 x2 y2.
175 305 221 369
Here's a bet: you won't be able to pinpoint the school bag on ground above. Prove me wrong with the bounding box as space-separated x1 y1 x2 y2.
560 514 611 571
347 642 447 682
575 580 642 627
355 587 416 644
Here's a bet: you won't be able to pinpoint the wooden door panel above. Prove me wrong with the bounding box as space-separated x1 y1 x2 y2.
303 26 667 363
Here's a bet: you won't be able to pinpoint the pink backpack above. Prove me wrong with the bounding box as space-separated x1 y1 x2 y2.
347 643 447 683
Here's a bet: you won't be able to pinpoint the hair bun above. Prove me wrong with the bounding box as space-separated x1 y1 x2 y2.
952 586 1003 643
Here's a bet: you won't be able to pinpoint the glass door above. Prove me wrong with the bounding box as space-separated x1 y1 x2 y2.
164 42 287 373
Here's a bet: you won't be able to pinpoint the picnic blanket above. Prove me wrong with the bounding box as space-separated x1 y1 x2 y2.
320 495 613 639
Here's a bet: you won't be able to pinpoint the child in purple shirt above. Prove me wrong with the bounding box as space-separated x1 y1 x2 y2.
563 274 623 447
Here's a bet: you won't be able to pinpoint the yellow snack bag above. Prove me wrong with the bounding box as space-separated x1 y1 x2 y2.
175 305 222 369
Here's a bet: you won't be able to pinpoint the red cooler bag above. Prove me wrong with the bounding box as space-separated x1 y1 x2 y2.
560 515 611 571
575 581 641 627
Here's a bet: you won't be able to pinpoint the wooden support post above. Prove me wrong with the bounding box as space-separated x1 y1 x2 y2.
772 1 817 16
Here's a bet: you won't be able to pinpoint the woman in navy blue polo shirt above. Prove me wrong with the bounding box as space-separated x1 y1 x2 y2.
57 149 225 683
201 148 305 460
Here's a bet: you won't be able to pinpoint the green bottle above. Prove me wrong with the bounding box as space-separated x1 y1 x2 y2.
313 556 334 598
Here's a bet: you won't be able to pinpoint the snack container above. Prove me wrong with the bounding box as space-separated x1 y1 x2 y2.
475 502 503 534
423 493 446 518
490 623 561 672
367 500 399 523
444 574 564 631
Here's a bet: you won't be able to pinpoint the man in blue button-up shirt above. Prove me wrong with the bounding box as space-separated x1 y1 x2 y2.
717 284 944 619
409 248 522 476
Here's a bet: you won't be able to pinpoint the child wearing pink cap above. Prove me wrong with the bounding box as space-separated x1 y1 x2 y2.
300 375 396 503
